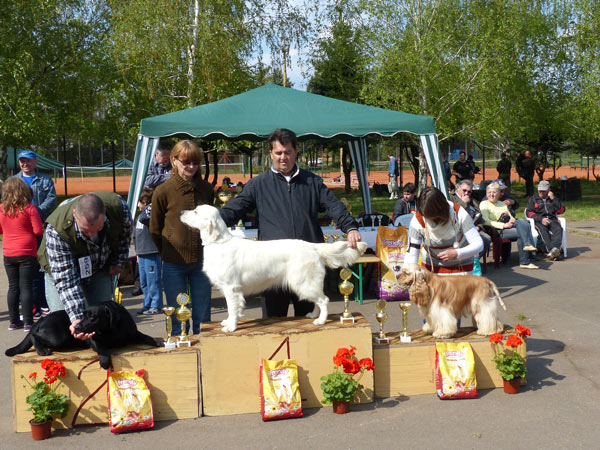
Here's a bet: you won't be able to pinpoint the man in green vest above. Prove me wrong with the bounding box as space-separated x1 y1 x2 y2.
39 192 132 339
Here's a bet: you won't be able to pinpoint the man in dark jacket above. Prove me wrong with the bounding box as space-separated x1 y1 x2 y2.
220 128 361 318
521 150 536 197
452 151 473 183
526 180 565 260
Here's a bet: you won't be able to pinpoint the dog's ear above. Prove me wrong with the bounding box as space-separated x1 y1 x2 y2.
409 270 431 306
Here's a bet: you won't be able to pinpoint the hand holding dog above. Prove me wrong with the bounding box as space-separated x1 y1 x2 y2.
346 230 362 249
69 319 95 341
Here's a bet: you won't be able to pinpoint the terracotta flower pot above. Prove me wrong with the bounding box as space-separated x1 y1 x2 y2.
503 377 521 394
332 400 351 414
30 420 52 440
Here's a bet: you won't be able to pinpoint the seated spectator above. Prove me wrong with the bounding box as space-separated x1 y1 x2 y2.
483 179 519 216
451 179 490 258
393 183 417 221
526 180 565 261
480 182 538 269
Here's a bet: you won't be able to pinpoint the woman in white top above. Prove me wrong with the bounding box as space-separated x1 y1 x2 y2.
480 182 538 269
405 187 483 275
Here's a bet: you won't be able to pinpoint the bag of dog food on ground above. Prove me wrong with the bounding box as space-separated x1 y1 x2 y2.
260 337 303 421
435 342 478 399
376 226 409 301
107 369 154 433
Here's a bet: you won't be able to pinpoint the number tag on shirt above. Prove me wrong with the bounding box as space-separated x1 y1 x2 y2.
78 256 93 279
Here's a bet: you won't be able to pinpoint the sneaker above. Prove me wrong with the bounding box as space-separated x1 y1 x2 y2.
8 321 24 331
137 307 149 315
548 248 560 261
33 312 42 320
23 324 33 332
41 307 50 316
523 245 537 252
520 263 539 269
143 308 161 315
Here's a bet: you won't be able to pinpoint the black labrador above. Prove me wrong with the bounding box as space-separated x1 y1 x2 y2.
5 301 159 369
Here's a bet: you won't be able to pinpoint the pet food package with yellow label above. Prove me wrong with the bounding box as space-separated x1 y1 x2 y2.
376 225 409 301
435 342 478 399
260 359 303 421
107 369 154 433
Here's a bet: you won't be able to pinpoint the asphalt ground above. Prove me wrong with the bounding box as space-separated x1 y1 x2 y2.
1 223 599 449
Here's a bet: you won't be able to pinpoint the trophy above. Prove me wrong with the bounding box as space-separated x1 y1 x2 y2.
399 301 412 343
162 306 177 349
342 233 348 241
217 187 232 205
339 268 355 324
374 299 389 344
331 233 340 243
323 234 331 243
175 293 192 347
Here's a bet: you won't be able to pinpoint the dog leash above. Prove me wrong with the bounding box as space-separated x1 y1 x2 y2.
71 359 112 428
268 337 291 360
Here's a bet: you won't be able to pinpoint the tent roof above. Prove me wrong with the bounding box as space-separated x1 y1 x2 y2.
139 83 436 141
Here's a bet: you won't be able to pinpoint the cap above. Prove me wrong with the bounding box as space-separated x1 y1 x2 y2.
538 180 550 191
496 179 507 190
17 150 37 160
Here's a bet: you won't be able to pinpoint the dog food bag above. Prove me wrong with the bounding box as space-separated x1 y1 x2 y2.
260 358 303 421
435 342 478 399
107 369 154 433
376 226 409 301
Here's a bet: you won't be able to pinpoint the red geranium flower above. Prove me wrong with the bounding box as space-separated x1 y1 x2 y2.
505 335 524 348
359 358 375 371
333 346 357 366
489 333 504 343
28 372 37 379
515 324 531 337
341 358 360 375
40 359 53 370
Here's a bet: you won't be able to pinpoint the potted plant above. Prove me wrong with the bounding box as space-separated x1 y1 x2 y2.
22 359 70 440
320 345 375 413
490 324 531 394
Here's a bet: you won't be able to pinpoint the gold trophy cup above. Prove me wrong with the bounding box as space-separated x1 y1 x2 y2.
399 301 412 343
162 306 177 349
339 268 355 324
323 234 330 243
375 299 389 344
331 233 340 243
175 293 192 347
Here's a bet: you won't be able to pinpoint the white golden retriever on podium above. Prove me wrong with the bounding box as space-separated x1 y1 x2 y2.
180 205 367 332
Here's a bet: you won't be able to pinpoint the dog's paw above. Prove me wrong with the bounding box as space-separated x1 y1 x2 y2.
220 319 229 327
221 321 238 333
99 356 112 370
312 317 326 326
305 310 318 319
432 332 454 339
422 322 433 334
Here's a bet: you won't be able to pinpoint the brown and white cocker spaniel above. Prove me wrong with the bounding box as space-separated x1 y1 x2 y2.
396 265 506 339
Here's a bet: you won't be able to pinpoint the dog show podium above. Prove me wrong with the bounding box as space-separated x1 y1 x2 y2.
9 317 524 432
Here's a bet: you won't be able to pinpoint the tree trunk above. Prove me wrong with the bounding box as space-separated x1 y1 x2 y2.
342 147 352 194
186 0 200 108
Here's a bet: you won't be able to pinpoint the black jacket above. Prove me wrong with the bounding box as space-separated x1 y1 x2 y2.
219 167 358 243
526 194 565 223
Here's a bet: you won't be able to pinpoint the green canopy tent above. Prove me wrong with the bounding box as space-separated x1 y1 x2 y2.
127 83 446 216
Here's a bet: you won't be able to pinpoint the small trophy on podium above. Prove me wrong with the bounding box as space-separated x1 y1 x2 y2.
339 268 355 324
399 301 412 343
175 293 192 347
162 306 177 349
374 299 389 344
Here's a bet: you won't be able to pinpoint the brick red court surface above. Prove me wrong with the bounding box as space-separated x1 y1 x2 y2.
53 166 590 196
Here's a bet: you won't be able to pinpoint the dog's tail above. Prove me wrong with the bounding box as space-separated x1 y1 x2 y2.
316 241 368 268
5 334 33 357
490 281 507 311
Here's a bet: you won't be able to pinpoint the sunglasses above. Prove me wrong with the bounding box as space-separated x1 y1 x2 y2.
177 159 199 166
460 188 472 194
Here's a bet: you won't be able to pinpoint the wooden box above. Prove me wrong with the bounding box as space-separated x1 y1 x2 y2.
199 314 374 416
373 327 526 397
11 344 200 432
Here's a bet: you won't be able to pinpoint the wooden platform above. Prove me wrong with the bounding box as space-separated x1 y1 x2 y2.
372 327 526 397
11 344 200 432
199 313 374 416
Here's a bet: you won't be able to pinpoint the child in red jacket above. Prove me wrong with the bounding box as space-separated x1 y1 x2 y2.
0 177 43 331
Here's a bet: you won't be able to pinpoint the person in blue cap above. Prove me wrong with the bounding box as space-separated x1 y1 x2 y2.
12 150 57 318
13 150 57 222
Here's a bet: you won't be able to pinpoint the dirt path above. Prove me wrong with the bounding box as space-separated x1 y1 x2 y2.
53 166 592 196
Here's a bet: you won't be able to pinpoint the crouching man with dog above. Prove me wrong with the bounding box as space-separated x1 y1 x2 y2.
219 128 362 318
38 192 133 339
